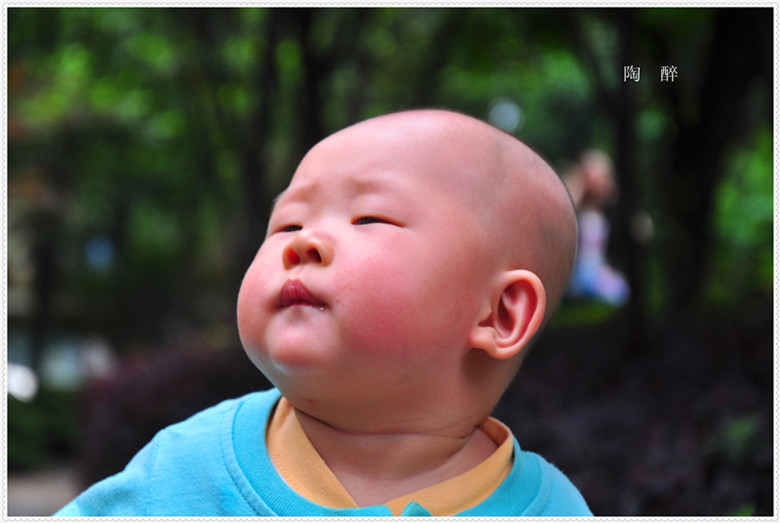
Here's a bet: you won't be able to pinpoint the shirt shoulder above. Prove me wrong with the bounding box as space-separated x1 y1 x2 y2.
459 438 592 517
54 389 281 517
523 450 593 516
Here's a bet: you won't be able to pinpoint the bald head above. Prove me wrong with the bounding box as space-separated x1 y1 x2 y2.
319 109 578 321
487 122 579 320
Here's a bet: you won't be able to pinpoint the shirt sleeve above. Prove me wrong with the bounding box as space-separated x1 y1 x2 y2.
53 437 160 516
533 453 593 516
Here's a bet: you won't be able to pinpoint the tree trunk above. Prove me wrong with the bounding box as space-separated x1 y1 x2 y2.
664 9 769 324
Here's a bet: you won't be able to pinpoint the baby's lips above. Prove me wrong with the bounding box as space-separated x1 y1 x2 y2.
278 279 327 308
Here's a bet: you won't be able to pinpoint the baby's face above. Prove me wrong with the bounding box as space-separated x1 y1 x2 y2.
236 121 496 412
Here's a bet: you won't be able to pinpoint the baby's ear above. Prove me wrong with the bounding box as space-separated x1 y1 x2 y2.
468 270 546 360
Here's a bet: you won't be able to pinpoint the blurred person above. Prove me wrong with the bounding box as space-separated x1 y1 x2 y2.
564 149 629 306
55 110 591 517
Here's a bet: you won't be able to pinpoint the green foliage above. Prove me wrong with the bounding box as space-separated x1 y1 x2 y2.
549 301 620 328
7 7 772 352
716 131 773 250
705 129 773 312
731 503 756 517
8 389 78 471
706 413 762 464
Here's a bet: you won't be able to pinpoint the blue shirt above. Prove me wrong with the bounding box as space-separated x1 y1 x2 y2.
55 389 592 516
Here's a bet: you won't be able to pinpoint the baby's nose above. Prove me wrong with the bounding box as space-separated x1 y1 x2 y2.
283 230 334 269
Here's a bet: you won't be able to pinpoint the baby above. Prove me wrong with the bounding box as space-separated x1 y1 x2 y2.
55 109 591 516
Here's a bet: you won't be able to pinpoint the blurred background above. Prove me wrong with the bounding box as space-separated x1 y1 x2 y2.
6 7 773 516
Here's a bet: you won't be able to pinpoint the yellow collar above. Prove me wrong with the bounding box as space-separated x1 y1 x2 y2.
266 397 513 516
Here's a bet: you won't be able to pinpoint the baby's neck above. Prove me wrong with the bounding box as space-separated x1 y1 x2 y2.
293 406 497 507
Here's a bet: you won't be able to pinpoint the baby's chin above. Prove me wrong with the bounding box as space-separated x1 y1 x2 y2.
243 337 350 389
245 351 388 415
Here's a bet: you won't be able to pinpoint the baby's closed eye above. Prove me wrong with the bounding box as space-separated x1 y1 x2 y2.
352 216 402 226
276 224 303 233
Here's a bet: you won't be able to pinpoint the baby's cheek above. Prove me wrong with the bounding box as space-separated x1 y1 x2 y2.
341 268 444 360
236 264 271 350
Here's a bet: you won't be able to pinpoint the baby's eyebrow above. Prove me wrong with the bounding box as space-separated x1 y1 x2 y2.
346 176 406 199
268 192 286 216
347 177 383 195
269 183 316 215
268 175 407 221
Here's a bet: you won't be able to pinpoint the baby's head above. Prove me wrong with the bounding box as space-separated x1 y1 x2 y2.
237 109 577 432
